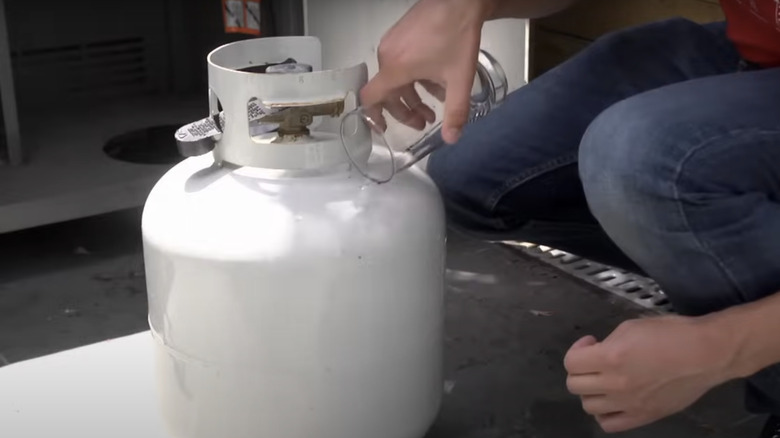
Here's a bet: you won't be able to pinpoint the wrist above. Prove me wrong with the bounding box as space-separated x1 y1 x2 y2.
695 312 749 383
699 294 780 381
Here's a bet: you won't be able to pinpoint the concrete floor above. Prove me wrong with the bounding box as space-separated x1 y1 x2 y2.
0 208 765 437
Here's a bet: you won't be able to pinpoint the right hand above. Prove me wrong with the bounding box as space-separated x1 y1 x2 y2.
359 0 495 144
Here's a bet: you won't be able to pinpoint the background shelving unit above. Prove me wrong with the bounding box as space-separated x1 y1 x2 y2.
0 0 200 233
0 0 302 234
0 0 523 235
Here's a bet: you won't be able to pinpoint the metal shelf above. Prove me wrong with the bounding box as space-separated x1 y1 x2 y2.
0 94 204 233
0 0 209 233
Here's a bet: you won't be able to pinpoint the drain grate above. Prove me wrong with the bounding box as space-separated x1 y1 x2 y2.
504 242 674 314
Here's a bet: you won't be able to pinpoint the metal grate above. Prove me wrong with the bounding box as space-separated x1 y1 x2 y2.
11 37 153 107
504 242 674 314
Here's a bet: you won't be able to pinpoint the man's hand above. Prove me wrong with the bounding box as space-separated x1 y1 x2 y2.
359 0 496 144
564 316 734 433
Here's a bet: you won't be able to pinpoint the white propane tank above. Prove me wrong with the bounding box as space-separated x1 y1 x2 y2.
141 36 446 438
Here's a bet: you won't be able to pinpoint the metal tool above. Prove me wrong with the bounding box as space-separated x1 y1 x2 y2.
257 99 345 141
340 49 508 184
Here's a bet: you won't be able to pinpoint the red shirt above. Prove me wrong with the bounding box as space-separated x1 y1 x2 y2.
721 0 780 66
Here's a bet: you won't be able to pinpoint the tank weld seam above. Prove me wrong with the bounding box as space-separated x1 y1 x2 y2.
149 326 216 367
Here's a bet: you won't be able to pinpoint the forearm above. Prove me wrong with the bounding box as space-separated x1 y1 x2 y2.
706 291 780 380
485 0 580 20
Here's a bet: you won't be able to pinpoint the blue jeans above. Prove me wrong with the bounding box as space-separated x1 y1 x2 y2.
427 18 780 415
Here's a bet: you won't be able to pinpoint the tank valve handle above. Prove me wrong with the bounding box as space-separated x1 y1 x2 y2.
174 59 315 157
256 100 345 142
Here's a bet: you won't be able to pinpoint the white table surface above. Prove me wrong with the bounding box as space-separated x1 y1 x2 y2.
0 331 171 438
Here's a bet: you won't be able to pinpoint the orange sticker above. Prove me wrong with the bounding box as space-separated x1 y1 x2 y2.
223 0 261 35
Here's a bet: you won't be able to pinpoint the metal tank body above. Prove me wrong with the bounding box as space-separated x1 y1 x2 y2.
141 37 446 438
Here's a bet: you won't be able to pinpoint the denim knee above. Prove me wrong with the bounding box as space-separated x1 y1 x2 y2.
426 149 505 234
577 88 774 315
578 98 669 240
578 95 691 300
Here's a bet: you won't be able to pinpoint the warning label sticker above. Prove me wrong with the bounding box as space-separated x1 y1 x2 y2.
223 0 261 35
246 1 261 33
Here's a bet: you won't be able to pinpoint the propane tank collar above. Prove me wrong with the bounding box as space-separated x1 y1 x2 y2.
199 36 372 170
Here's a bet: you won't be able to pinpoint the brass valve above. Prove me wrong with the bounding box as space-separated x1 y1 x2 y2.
258 100 346 141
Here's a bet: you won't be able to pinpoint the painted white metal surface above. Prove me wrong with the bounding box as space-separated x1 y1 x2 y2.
142 37 447 438
0 332 170 438
207 36 372 169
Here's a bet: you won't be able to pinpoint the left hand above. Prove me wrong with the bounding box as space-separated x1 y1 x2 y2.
564 315 733 433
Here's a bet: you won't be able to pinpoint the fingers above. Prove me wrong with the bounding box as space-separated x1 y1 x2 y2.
564 337 605 375
360 70 405 110
360 72 391 134
384 96 427 131
440 31 481 143
420 80 446 102
441 69 474 144
566 374 605 396
362 104 387 134
382 84 436 130
400 85 436 124
581 396 622 416
361 82 437 132
441 38 479 144
570 335 598 350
